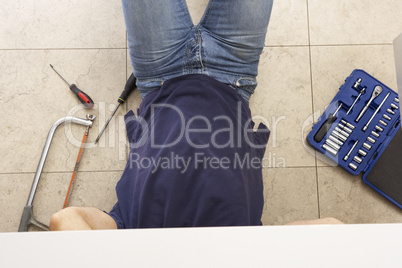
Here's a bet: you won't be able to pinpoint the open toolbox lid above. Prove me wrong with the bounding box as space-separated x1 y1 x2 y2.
361 33 402 209
363 128 402 208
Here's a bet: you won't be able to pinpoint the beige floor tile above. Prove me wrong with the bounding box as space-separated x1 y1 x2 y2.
261 167 319 225
0 49 129 173
252 47 315 168
266 0 309 46
309 0 402 45
318 167 402 224
0 173 32 232
0 171 120 232
311 45 397 113
310 45 397 166
0 0 126 49
187 0 209 25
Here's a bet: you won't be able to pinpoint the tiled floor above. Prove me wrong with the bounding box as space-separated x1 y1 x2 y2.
1 0 401 232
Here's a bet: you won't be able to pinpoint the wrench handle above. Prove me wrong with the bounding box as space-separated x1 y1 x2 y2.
356 105 369 122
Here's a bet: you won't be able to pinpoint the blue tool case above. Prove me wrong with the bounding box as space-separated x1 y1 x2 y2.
307 69 401 208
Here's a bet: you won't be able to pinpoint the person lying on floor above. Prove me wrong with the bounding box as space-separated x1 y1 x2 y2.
50 0 342 230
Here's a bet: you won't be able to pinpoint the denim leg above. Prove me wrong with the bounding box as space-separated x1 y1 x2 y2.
198 0 274 101
200 0 273 47
121 0 194 82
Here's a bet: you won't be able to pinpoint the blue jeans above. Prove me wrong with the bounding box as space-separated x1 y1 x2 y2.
121 0 274 102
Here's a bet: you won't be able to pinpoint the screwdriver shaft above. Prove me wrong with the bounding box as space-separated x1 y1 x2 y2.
95 103 121 144
347 88 365 115
50 64 72 86
94 74 137 144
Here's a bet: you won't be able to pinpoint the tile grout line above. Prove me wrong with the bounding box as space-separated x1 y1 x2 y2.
0 43 394 52
0 166 320 176
263 43 394 49
125 30 128 115
125 30 130 160
0 170 126 176
262 166 319 169
0 48 127 51
307 43 394 47
306 0 321 219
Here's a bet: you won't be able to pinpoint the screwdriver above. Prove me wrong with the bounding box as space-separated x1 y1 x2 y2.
50 64 94 108
314 103 343 143
95 73 137 144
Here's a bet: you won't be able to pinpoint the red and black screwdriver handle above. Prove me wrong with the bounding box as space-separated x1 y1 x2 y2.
118 73 137 104
72 73 136 108
69 84 94 108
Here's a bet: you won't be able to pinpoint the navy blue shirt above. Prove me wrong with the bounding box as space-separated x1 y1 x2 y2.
108 74 269 228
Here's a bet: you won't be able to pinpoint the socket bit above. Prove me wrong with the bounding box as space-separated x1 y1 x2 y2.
329 135 344 146
341 120 355 129
367 137 376 144
335 127 350 137
375 125 384 132
371 131 380 138
343 126 353 134
325 139 341 151
353 78 362 89
395 98 399 103
338 123 353 134
383 114 391 121
323 144 338 156
332 130 348 142
363 142 372 150
387 108 395 115
353 156 362 164
391 103 399 109
349 163 358 171
358 149 367 157
379 120 387 126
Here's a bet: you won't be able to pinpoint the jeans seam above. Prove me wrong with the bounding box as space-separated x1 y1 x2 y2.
199 25 254 50
138 69 189 82
199 0 214 26
181 0 194 27
235 76 257 84
183 33 195 73
137 78 164 83
196 27 205 73
235 77 257 93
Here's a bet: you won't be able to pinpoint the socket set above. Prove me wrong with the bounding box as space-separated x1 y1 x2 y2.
307 69 401 208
